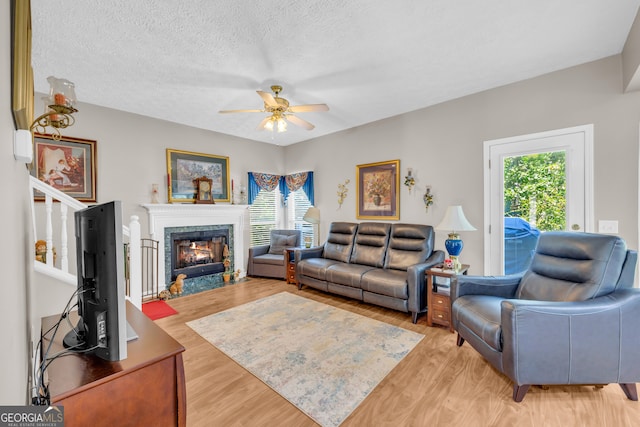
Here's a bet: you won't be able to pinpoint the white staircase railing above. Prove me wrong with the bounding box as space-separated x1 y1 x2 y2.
29 176 142 308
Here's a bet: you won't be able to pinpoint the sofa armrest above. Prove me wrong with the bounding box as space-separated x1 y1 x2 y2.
294 246 324 263
249 244 270 257
406 250 446 315
500 289 640 385
451 274 523 301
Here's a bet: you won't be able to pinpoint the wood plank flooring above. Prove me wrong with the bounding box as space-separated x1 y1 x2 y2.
155 278 640 426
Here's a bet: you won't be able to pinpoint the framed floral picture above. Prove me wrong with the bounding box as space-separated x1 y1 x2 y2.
166 149 230 203
31 133 97 202
356 159 400 220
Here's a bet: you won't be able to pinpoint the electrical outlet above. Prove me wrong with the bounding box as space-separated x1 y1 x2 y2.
598 220 618 234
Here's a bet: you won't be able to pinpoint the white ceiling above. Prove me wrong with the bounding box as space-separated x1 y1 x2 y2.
30 0 640 146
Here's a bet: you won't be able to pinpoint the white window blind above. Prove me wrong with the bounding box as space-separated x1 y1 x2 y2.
249 189 278 246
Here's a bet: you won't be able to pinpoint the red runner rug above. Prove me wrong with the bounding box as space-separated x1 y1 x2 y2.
142 300 178 320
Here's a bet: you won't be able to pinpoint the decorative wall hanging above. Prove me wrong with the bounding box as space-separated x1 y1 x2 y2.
404 168 415 193
423 186 434 212
166 149 229 203
356 159 400 220
337 179 350 209
31 133 97 202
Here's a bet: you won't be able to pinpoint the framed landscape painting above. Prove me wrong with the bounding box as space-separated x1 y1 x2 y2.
356 159 400 220
31 133 97 202
167 149 230 203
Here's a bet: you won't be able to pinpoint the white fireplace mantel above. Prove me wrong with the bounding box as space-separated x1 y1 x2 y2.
142 204 250 286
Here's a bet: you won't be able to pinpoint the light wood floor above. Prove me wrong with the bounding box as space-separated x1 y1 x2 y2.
156 278 640 426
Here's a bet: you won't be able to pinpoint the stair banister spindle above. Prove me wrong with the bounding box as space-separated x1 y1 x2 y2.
45 194 53 267
60 203 68 272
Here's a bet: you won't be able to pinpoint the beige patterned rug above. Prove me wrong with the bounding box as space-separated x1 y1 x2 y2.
187 292 423 427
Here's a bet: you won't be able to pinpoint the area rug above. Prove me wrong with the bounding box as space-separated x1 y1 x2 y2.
142 300 178 320
187 292 423 427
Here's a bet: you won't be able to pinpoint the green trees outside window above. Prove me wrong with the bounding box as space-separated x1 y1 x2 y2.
504 151 566 231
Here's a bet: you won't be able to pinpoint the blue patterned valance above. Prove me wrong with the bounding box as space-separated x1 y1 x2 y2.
248 171 314 205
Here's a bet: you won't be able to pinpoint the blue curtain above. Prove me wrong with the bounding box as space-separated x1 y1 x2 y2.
280 171 314 206
248 171 314 205
248 172 281 205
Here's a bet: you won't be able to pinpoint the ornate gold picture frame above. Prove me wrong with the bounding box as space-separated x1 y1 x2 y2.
356 159 400 220
11 0 34 131
166 149 230 203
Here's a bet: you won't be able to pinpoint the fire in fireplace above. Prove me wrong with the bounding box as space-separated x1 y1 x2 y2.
170 229 230 280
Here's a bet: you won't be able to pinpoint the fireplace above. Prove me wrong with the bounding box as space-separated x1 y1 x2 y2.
170 229 229 281
142 203 250 294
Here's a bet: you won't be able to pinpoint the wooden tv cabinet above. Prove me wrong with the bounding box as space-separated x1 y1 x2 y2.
42 301 186 427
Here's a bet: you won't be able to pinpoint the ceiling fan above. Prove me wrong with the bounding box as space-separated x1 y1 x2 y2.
219 85 329 132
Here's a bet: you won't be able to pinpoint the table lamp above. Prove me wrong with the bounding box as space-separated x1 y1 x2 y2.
435 205 476 270
303 207 320 247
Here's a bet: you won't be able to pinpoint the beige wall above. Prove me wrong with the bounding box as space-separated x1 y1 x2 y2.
6 8 640 403
286 55 640 273
1 1 31 404
45 102 286 236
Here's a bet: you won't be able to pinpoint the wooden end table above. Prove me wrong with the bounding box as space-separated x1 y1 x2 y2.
284 247 300 285
426 264 469 332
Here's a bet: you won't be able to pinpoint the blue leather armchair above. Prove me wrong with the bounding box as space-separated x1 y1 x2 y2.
451 231 640 402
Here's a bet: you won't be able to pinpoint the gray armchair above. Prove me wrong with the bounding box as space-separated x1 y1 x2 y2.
451 231 640 402
247 229 301 279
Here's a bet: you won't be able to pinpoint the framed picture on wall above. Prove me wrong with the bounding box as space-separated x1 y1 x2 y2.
356 159 400 220
30 133 97 202
166 149 230 203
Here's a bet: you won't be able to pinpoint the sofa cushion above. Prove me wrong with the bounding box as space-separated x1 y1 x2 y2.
252 253 286 266
361 268 409 299
384 224 434 271
297 258 341 281
323 222 358 263
349 222 391 267
326 263 376 288
269 233 298 255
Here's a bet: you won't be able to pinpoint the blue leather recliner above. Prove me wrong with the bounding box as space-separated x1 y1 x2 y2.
451 231 640 402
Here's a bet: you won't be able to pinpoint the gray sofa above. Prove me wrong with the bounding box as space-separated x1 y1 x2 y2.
247 229 301 279
295 222 445 323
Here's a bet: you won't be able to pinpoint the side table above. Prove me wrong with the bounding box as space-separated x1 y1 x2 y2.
426 264 469 332
284 247 299 285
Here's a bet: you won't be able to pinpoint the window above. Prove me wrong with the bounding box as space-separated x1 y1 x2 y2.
287 189 314 246
249 189 279 246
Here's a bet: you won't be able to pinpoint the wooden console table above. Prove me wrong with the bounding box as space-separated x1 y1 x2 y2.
42 301 186 427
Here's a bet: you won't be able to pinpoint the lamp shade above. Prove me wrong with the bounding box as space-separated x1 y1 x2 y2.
303 207 320 224
435 205 476 233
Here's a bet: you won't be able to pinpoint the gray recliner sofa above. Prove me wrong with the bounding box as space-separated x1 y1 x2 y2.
247 229 301 279
295 222 445 323
451 231 640 402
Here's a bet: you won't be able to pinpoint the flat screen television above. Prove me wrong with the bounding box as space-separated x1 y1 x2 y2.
63 200 128 361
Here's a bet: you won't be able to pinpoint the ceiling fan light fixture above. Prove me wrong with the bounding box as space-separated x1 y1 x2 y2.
264 118 274 131
277 117 287 133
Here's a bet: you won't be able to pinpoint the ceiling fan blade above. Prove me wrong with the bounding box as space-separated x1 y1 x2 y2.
219 109 263 114
256 117 271 130
285 114 315 130
257 91 278 108
288 103 329 113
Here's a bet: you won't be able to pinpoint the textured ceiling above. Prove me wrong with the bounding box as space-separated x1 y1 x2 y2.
30 0 640 146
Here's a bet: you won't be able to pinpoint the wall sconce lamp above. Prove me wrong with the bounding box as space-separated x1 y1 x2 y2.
435 205 476 270
30 76 78 139
15 76 79 164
